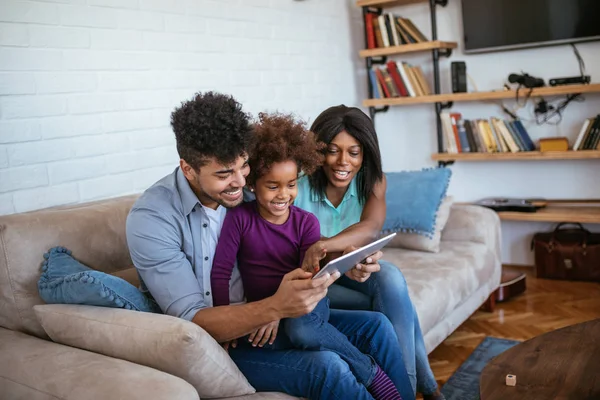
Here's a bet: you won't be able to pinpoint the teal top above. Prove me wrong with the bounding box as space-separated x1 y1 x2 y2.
294 175 363 238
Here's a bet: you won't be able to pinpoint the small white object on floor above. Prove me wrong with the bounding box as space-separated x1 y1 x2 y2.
506 374 517 387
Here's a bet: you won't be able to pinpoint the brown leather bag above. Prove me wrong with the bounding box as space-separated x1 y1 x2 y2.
531 222 600 282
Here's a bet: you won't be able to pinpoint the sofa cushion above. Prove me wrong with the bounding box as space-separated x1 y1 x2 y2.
382 240 497 334
0 327 199 400
34 304 256 399
386 196 453 253
38 246 160 313
382 168 452 238
0 195 139 339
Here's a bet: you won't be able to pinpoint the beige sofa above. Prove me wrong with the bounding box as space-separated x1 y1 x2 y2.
0 195 501 400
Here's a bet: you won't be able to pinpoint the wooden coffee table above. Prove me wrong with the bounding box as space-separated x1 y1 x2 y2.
480 319 600 399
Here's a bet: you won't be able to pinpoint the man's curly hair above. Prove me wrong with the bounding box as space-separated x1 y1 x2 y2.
171 91 252 169
247 112 325 186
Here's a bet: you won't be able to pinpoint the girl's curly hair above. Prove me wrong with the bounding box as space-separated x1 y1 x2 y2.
247 112 325 185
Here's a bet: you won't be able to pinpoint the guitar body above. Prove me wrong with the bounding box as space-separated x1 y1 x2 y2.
496 269 527 302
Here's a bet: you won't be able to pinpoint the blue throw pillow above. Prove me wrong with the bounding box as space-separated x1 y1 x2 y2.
38 247 161 313
382 167 452 238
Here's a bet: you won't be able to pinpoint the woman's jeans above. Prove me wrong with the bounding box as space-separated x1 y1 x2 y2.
229 305 416 400
327 260 438 395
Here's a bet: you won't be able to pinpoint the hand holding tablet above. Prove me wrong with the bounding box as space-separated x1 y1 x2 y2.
312 233 396 280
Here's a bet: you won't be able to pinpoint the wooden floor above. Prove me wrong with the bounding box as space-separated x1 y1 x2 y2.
427 267 600 388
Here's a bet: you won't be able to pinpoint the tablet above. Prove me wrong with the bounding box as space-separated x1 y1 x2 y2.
312 233 397 280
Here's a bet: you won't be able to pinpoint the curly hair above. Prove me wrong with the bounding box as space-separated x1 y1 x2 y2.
247 112 325 186
170 91 252 170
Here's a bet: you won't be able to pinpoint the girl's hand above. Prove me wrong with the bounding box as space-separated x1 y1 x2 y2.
221 339 238 352
302 241 327 274
248 320 280 347
345 247 382 283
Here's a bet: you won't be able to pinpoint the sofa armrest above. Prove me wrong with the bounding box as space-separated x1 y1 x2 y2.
441 205 502 257
0 327 199 400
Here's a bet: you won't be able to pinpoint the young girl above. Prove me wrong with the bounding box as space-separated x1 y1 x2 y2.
211 112 413 400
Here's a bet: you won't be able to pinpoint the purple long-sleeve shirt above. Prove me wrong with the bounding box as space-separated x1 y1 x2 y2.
211 201 321 306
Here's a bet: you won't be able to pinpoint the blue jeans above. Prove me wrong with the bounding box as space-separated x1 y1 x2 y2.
327 260 438 395
280 298 376 386
229 308 415 400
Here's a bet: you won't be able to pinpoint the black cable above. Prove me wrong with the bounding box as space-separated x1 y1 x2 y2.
515 84 533 107
535 94 583 125
571 44 586 77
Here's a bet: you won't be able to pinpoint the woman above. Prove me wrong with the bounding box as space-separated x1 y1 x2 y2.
294 105 444 400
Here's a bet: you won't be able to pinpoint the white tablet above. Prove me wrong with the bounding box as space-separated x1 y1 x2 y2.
312 233 397 280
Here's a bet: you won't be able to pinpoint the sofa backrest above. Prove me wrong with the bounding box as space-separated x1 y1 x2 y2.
0 195 140 339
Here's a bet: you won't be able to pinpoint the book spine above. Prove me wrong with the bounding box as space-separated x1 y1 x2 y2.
369 68 381 99
365 13 376 49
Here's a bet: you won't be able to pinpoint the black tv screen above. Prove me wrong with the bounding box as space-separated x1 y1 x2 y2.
461 0 600 54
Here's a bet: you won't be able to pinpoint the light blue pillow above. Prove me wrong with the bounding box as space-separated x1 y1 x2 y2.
382 167 452 238
38 247 161 313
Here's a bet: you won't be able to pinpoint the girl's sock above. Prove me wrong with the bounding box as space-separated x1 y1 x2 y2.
368 365 402 400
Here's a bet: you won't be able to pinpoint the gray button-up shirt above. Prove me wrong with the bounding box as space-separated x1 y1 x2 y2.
126 167 244 321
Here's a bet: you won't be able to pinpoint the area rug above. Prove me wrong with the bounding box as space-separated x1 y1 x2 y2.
440 337 520 400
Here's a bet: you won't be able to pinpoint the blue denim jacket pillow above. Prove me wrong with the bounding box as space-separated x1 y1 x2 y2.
382 167 452 238
38 247 161 313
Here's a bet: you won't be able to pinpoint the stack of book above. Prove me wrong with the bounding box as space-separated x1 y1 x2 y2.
369 62 430 99
364 12 429 49
573 115 600 150
441 112 535 154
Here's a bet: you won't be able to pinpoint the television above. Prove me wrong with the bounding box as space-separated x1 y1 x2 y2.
461 0 600 54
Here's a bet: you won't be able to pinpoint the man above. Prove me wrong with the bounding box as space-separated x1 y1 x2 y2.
126 92 404 399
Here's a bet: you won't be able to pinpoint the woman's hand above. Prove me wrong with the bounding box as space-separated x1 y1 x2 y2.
302 240 327 274
344 247 382 283
248 320 280 347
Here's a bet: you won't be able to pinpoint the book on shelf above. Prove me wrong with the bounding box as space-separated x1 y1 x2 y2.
369 62 431 99
364 11 428 49
573 115 600 150
440 114 535 154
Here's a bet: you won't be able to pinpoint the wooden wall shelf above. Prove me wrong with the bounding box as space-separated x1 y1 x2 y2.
432 151 600 162
356 0 426 8
359 41 457 58
498 204 600 224
364 83 600 107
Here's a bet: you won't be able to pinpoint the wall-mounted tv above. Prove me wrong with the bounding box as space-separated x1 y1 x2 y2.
461 0 600 54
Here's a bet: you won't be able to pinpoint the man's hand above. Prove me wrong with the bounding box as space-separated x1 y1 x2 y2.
301 240 327 274
270 268 340 319
247 320 279 347
344 246 382 283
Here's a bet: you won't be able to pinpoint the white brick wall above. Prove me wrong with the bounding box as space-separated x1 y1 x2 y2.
0 0 361 215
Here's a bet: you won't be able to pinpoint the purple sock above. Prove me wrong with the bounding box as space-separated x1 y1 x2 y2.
368 365 402 400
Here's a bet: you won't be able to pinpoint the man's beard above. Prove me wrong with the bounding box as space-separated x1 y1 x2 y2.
196 181 244 209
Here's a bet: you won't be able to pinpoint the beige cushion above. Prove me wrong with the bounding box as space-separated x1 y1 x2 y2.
34 304 255 399
0 326 199 400
386 196 454 253
0 194 140 339
384 240 498 335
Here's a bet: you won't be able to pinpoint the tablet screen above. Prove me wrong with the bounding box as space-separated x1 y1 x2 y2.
312 233 396 280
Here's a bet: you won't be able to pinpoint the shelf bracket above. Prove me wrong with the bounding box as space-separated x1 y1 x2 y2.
440 101 454 110
369 106 389 121
434 0 448 7
438 48 453 58
438 160 454 167
368 56 387 66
